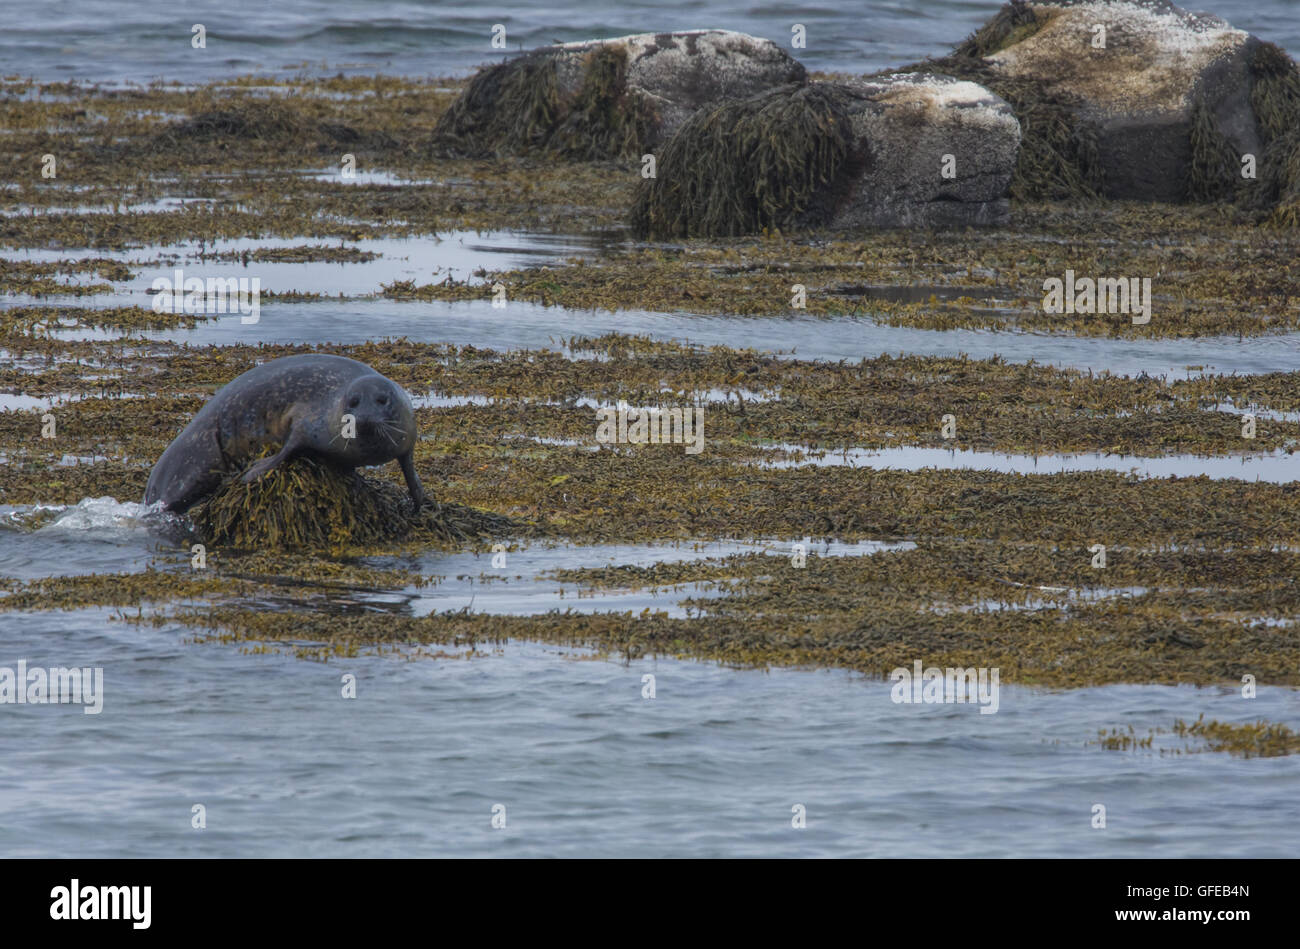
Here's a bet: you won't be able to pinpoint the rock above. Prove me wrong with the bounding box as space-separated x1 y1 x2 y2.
630 74 1021 238
433 29 806 160
926 0 1300 210
833 74 1022 228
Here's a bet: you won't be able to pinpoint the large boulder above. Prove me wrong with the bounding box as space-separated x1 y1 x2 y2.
834 74 1021 227
630 74 1021 238
433 30 807 160
911 0 1300 216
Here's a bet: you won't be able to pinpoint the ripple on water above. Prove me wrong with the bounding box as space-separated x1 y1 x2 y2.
1 607 1297 857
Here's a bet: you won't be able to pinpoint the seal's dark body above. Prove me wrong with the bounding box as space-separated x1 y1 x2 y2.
144 354 423 514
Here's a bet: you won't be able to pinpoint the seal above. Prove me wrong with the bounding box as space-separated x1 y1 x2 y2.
144 354 425 514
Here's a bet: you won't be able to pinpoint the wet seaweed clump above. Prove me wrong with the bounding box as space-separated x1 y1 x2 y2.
1092 726 1156 751
629 82 858 239
1248 41 1300 226
156 100 392 153
189 454 517 554
951 0 1047 58
1186 96 1247 203
432 45 656 160
161 101 308 142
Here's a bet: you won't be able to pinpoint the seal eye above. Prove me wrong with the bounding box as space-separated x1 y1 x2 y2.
349 397 361 408
377 395 388 406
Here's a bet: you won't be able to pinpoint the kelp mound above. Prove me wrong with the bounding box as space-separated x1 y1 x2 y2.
160 101 309 142
157 100 394 152
432 30 807 161
629 83 857 239
432 45 655 161
189 455 520 552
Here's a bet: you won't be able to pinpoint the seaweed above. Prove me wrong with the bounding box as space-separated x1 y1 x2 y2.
189 452 519 554
1248 41 1300 226
1187 93 1245 202
433 45 655 160
951 0 1046 58
1174 715 1300 757
161 101 308 142
549 45 657 160
629 82 859 239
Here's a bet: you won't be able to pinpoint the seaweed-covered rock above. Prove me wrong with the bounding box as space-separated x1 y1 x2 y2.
433 29 806 160
630 74 1020 238
834 74 1021 228
916 0 1300 217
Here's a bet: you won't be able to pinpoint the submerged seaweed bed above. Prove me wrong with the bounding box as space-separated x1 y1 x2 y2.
1 72 1299 737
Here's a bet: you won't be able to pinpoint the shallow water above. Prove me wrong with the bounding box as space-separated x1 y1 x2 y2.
11 297 1300 380
0 497 909 607
3 232 1298 861
0 229 615 299
3 603 1297 858
7 220 1299 381
763 443 1300 482
3 505 1297 857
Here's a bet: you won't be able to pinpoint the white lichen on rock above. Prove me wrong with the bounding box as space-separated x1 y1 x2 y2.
988 0 1248 117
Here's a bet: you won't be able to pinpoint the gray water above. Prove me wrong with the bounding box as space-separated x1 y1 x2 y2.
1 483 1297 857
15 228 1300 378
4 0 1297 83
763 444 1300 482
2 604 1297 858
73 300 1300 379
4 0 1300 858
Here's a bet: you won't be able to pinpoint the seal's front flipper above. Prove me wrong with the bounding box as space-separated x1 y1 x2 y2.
241 431 304 484
399 450 426 508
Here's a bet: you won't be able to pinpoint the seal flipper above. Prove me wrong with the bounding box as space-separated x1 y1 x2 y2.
241 428 306 484
398 450 425 508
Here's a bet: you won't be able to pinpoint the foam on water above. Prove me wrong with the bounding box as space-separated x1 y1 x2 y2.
40 496 154 532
